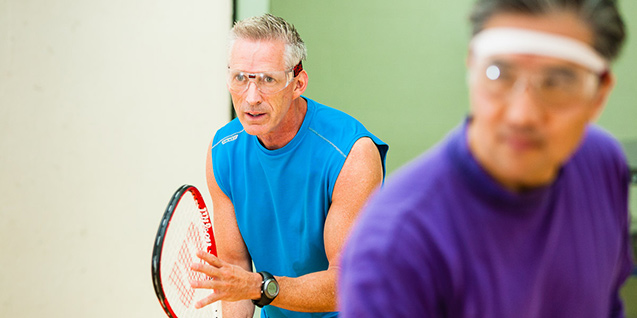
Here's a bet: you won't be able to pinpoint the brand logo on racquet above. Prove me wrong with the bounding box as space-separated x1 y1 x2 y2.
200 207 213 252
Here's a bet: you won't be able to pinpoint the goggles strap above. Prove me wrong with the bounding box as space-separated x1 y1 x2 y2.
293 61 303 77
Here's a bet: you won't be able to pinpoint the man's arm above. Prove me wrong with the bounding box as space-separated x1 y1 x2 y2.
192 137 383 313
270 137 383 312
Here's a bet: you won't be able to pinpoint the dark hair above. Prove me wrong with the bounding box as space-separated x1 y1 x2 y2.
469 0 626 61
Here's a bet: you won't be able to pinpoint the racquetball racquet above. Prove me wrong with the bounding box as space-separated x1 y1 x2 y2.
152 184 221 318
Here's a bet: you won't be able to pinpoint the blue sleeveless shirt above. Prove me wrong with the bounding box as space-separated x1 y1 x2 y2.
210 97 388 318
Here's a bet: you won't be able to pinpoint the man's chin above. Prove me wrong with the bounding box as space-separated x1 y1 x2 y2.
494 162 557 190
241 124 267 137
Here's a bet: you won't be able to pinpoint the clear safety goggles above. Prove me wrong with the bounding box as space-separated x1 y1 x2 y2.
470 58 603 107
227 61 303 94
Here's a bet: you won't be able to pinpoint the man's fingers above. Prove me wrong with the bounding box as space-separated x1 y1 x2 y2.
194 291 221 309
196 250 224 267
190 277 225 290
191 261 221 278
191 250 227 278
190 278 212 289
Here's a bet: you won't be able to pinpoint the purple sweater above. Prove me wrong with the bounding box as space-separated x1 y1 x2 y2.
340 121 633 318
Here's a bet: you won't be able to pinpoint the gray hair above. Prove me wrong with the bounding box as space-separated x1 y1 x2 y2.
228 14 307 70
469 0 626 61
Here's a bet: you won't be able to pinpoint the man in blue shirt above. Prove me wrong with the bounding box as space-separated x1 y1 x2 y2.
339 0 633 317
190 14 388 318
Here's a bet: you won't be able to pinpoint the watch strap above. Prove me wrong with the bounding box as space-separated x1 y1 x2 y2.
252 271 278 308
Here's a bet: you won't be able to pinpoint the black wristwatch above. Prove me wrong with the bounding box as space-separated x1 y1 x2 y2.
253 271 279 308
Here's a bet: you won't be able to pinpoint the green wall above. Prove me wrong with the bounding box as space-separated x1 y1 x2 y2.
236 0 269 20
269 0 637 174
271 0 474 172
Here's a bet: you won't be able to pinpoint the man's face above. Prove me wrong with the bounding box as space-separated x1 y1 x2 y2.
467 11 613 191
227 38 300 138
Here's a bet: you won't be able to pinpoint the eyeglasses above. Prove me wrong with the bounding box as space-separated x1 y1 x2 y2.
471 59 603 108
227 61 303 95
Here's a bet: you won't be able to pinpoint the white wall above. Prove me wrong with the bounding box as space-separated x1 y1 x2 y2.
0 0 231 316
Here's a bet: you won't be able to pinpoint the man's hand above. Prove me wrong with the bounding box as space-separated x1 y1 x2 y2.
190 250 262 309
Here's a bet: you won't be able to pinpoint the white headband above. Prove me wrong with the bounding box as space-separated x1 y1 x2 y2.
470 27 608 73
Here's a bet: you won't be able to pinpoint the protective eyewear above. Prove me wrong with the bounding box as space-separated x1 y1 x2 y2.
227 61 303 95
471 59 603 108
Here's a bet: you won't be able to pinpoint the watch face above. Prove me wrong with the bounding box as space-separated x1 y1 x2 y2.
264 279 279 298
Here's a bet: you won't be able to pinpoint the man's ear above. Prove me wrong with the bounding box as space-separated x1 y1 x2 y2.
465 51 476 86
466 48 475 68
293 70 308 99
588 71 615 122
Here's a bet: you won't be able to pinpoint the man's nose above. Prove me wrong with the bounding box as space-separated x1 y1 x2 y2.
245 80 263 105
505 78 544 126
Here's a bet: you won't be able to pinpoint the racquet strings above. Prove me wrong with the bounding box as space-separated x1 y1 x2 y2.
160 190 219 317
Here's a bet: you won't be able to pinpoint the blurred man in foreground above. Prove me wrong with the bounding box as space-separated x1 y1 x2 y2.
340 0 633 317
